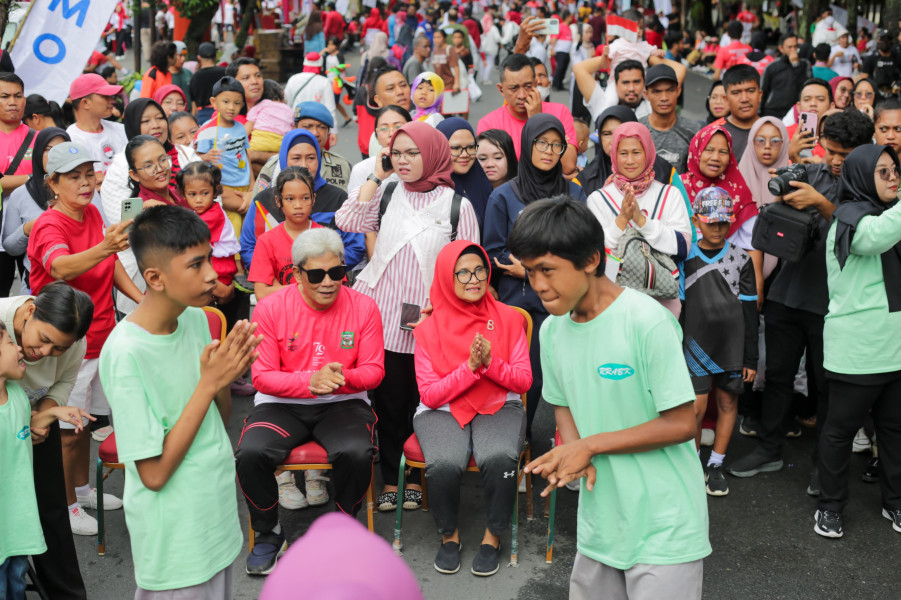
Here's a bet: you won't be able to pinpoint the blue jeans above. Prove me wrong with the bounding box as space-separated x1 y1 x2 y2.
0 556 28 600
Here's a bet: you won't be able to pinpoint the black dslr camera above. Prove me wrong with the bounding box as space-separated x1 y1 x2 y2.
768 164 809 196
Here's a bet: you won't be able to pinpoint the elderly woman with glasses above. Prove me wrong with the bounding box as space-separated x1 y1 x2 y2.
235 227 386 575
483 114 586 441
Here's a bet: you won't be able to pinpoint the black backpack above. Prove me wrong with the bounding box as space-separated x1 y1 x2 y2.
751 201 821 262
378 181 463 240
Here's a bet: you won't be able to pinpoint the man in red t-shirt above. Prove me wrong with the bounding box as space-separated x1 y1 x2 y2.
235 227 385 575
713 21 751 78
0 72 34 195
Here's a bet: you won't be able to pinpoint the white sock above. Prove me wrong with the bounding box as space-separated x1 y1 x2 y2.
75 484 92 497
271 523 282 535
68 502 79 512
707 451 725 467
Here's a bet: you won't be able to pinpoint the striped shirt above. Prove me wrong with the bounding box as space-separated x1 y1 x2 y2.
335 184 480 354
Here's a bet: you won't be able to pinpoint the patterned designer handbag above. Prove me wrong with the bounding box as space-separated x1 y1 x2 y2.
615 228 680 299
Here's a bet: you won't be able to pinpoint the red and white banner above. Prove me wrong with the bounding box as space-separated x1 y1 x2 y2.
607 15 639 43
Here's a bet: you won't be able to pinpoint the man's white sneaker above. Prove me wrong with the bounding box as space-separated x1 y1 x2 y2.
77 488 123 510
69 506 98 536
276 471 308 509
305 470 329 506
700 428 715 447
853 428 872 453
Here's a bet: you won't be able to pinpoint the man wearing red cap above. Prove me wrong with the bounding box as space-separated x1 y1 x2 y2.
66 74 127 183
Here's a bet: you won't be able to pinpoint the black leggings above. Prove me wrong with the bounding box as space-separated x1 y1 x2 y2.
373 351 421 486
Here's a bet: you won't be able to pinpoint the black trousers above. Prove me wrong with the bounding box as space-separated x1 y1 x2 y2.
758 302 828 458
234 400 377 532
373 351 421 486
552 51 570 91
0 252 23 298
32 422 88 599
818 375 901 513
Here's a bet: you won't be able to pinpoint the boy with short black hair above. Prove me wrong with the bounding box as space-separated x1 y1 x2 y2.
1 322 91 596
195 76 253 194
99 205 262 597
516 197 710 600
680 187 758 497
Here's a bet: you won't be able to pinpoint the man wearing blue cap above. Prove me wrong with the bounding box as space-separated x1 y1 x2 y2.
252 101 351 197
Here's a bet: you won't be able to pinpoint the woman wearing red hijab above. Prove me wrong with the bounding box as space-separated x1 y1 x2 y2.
413 241 531 577
335 122 481 513
362 7 386 42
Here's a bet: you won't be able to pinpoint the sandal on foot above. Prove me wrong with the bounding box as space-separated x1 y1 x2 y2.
402 488 422 510
377 491 397 512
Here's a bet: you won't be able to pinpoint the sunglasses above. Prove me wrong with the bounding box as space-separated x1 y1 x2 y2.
298 265 347 284
876 166 900 181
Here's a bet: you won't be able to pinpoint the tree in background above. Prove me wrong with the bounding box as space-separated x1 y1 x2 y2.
169 0 222 56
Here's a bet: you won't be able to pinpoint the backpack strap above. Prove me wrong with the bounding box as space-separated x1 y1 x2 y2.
5 128 35 177
449 193 462 241
377 180 399 230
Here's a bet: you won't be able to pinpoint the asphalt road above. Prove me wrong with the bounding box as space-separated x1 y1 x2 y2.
61 51 901 600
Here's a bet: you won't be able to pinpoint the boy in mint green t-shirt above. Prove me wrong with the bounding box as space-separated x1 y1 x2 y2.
99 205 262 596
0 322 91 595
513 198 711 599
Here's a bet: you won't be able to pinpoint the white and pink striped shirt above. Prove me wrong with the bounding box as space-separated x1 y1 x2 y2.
335 184 480 355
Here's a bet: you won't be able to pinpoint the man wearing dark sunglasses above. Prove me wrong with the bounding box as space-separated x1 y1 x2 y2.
235 228 385 576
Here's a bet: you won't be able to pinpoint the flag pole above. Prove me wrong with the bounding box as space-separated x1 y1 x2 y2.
7 0 38 53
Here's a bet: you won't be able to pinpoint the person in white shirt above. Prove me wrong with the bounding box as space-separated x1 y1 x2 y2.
480 21 503 84
829 31 860 78
283 52 338 129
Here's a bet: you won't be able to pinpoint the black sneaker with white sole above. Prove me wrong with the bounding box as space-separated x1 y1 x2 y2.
814 509 843 538
862 457 880 483
739 415 759 437
882 508 901 533
434 541 462 574
471 543 501 576
705 464 729 496
726 448 783 478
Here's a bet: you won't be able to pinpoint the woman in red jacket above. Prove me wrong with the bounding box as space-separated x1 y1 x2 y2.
412 241 532 578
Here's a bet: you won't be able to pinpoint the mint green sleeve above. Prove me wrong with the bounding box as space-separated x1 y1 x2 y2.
670 168 696 243
641 313 696 414
539 320 568 407
850 203 901 255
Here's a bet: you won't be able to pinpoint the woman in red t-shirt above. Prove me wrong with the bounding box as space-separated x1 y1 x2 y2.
125 135 187 208
248 166 323 301
27 142 143 535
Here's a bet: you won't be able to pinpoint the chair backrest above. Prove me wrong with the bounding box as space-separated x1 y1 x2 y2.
202 306 227 343
508 306 533 413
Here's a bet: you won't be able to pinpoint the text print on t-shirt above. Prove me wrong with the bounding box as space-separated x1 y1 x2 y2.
597 363 635 380
312 341 326 369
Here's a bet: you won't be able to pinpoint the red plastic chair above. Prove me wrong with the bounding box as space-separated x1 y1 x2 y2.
246 442 376 552
95 307 227 555
392 306 534 566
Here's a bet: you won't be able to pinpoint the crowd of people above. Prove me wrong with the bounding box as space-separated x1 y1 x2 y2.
2 0 901 598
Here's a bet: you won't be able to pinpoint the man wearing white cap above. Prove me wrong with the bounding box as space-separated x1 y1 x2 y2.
169 41 193 111
66 74 127 183
283 52 338 128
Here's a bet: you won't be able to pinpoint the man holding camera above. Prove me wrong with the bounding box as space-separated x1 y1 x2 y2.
728 111 875 493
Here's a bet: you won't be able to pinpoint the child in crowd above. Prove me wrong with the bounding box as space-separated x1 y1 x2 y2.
679 187 758 497
168 111 199 148
246 79 295 156
176 162 240 308
99 205 262 598
1 322 91 596
323 36 353 126
194 76 254 238
411 72 446 127
248 166 324 301
516 198 710 598
573 116 591 170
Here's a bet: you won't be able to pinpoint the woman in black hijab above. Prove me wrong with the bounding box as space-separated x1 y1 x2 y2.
816 144 901 539
482 113 586 440
580 105 689 197
437 117 494 229
2 127 71 290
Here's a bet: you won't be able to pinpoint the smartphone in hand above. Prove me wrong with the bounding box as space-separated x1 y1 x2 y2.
120 198 142 232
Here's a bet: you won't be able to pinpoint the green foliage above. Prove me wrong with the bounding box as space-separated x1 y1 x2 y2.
168 0 218 20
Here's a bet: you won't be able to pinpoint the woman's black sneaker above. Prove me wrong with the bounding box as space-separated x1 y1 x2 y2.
814 509 843 538
862 457 880 483
434 541 461 574
471 543 500 577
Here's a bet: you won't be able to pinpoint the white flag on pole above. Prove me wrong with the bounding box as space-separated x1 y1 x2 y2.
10 0 119 104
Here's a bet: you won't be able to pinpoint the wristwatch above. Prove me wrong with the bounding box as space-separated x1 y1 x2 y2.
366 173 382 185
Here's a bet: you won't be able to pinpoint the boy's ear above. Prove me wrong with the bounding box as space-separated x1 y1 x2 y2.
142 266 166 293
584 248 602 276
